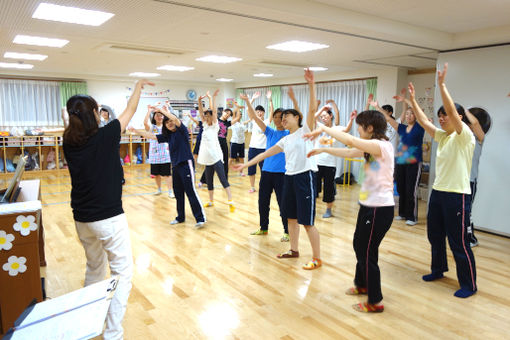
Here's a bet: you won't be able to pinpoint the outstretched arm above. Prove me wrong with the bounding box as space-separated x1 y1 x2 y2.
307 147 364 159
305 125 382 157
287 86 300 112
326 99 340 126
408 82 436 137
437 63 463 134
159 106 182 127
365 93 374 111
343 110 357 132
240 93 266 132
129 127 157 140
266 90 274 123
231 102 243 124
305 68 317 130
465 109 485 142
184 112 199 125
118 79 155 132
143 105 152 131
232 144 282 171
197 94 207 122
371 99 398 130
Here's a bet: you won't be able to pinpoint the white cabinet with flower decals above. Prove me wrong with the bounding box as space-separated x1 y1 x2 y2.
0 180 44 335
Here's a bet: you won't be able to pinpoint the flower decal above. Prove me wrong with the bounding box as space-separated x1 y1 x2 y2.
2 255 27 276
0 230 15 251
13 215 37 236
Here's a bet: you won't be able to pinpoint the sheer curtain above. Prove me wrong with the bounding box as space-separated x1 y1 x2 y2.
0 79 61 128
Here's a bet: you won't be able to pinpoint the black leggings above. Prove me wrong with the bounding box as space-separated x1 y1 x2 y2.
205 160 230 190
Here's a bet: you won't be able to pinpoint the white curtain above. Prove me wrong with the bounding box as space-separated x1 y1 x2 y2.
0 79 61 129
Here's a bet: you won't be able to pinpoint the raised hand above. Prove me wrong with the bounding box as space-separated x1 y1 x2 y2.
326 99 335 105
137 79 155 89
266 90 272 99
303 127 323 141
350 110 358 120
307 149 323 158
400 88 407 96
128 126 136 133
239 93 249 101
304 68 314 83
288 86 295 99
231 163 246 172
393 95 405 103
199 94 207 101
437 63 448 85
213 89 220 97
367 93 374 102
370 100 379 108
252 91 261 100
408 82 416 99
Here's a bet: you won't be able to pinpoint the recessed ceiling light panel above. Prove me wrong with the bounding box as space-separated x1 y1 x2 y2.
33 3 114 26
307 66 328 71
266 40 329 53
4 52 48 61
253 73 273 77
129 72 160 77
157 65 194 72
0 62 34 69
196 55 242 64
13 35 69 48
216 78 233 82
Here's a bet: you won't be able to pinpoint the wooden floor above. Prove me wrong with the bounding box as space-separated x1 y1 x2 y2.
4 166 510 340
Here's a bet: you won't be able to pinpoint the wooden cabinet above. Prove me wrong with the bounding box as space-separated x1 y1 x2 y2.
0 180 44 335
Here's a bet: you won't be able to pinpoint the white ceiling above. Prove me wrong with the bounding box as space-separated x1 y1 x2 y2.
0 0 509 83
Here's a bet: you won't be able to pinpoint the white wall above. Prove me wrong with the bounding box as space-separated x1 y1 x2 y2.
87 79 233 128
434 45 510 236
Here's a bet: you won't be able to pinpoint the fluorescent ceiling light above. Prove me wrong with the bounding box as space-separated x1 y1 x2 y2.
253 73 273 77
0 62 34 69
32 3 114 26
157 65 194 72
4 52 48 61
129 72 160 77
13 35 69 48
308 66 328 71
266 40 329 53
216 78 233 82
196 55 242 64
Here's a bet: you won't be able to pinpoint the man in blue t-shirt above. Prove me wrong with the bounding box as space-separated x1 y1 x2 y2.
240 95 290 241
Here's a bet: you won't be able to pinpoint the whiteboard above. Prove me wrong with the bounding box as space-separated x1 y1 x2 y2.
128 96 169 129
432 45 510 236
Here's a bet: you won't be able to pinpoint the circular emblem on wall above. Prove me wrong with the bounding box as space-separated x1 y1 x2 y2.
186 89 197 101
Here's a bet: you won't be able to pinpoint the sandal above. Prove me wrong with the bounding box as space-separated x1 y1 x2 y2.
303 258 322 270
345 287 367 295
276 250 299 258
352 302 384 313
251 229 268 235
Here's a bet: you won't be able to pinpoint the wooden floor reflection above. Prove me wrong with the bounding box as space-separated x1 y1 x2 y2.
7 166 510 339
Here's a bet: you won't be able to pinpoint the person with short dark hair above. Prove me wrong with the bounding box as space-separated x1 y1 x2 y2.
63 79 154 339
409 63 477 299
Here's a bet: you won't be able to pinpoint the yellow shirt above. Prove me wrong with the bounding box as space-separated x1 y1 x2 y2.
433 122 475 194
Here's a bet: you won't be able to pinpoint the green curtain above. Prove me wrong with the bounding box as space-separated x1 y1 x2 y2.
60 81 87 107
366 78 377 110
269 86 281 110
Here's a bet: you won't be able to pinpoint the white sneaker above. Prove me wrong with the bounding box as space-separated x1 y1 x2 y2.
154 189 162 195
395 216 405 220
170 219 183 225
195 221 205 229
168 190 175 198
406 220 417 226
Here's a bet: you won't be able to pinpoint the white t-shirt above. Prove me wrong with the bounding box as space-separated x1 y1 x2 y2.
276 123 318 175
386 122 398 151
358 140 395 207
249 118 268 149
230 122 246 144
197 122 223 165
314 123 341 167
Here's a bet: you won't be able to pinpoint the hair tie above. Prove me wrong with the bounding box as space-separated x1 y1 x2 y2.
69 109 80 116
